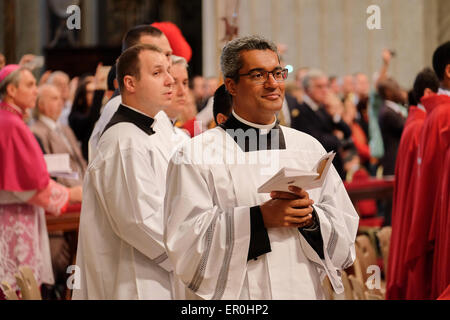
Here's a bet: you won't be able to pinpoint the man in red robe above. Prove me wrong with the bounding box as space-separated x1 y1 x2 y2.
405 41 450 299
433 129 450 298
386 68 439 299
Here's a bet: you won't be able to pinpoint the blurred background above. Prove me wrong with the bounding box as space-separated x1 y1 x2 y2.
0 0 449 88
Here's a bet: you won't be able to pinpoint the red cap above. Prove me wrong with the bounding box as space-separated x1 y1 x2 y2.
0 64 21 84
151 22 192 62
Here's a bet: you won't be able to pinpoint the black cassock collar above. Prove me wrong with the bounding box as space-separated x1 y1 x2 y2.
219 113 286 152
102 104 155 137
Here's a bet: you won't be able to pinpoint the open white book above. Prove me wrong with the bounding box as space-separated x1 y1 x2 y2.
43 153 79 180
257 151 336 193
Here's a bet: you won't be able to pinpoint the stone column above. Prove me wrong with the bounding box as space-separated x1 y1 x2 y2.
202 0 228 78
0 0 5 57
81 0 99 46
437 0 450 44
3 0 16 63
15 0 41 59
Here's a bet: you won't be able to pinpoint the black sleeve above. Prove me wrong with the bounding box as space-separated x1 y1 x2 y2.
247 206 272 261
298 208 325 259
383 109 405 136
33 134 46 154
89 89 105 127
69 90 105 160
317 131 340 152
69 90 105 142
334 119 352 139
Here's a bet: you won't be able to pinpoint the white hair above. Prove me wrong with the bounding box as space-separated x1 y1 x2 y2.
302 69 327 91
170 55 188 68
47 71 69 84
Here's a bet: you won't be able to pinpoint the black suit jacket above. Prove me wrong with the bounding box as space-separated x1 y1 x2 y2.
378 104 405 175
289 100 350 179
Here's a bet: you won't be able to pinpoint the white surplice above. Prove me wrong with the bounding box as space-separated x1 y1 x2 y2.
164 125 359 300
73 107 188 300
88 95 122 163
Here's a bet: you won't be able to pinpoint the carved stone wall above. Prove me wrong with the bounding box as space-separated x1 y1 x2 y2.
98 0 156 46
437 0 450 44
1 0 448 82
0 0 4 57
202 0 450 89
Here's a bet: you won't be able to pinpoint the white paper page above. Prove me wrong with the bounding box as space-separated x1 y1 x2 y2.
44 153 72 174
257 151 336 193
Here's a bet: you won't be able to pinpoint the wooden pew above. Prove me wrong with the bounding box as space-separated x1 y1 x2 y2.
345 176 394 205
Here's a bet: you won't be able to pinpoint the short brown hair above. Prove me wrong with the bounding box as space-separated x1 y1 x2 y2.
116 44 162 94
122 25 163 52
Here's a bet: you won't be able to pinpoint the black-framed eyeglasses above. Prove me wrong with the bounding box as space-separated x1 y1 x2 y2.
238 68 288 84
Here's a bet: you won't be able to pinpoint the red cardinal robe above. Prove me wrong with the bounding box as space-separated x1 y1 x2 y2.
0 102 49 191
386 106 426 299
432 126 450 297
405 94 450 299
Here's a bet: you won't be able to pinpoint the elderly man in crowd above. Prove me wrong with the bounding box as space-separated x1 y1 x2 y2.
31 84 86 187
46 71 72 126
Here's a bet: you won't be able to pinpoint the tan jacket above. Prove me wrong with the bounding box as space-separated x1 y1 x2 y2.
31 119 87 187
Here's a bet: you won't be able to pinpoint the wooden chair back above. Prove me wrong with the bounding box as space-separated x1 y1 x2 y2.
352 245 365 283
341 270 354 300
355 234 378 282
1 282 19 300
348 274 367 300
14 266 42 300
322 276 334 300
365 291 384 300
377 226 392 275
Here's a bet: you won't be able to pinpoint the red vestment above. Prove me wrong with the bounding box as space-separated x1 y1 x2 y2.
432 127 450 297
386 106 426 299
0 102 49 191
405 94 450 299
0 102 70 292
437 284 450 300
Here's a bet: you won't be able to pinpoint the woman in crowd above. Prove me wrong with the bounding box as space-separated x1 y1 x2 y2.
69 64 106 160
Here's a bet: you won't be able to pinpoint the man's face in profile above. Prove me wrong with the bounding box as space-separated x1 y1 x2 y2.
134 50 174 111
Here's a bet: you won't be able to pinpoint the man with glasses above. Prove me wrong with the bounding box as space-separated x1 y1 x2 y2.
164 35 359 299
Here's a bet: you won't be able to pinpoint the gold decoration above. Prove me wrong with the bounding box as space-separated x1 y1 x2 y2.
291 108 300 118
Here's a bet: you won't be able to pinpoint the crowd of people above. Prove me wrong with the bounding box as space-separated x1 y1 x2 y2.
0 20 448 300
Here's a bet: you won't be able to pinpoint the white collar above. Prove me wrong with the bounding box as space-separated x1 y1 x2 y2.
39 114 58 130
385 100 404 115
232 109 277 132
302 94 319 112
438 87 450 97
417 103 426 112
154 110 176 132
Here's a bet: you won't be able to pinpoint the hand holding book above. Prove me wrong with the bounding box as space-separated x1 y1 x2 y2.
258 151 336 193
